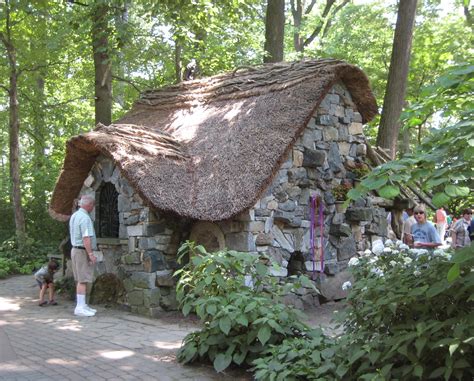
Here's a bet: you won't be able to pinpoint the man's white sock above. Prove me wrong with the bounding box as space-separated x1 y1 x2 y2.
76 294 86 308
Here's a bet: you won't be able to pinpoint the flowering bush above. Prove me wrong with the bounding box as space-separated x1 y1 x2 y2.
334 240 474 380
254 241 474 380
332 182 353 201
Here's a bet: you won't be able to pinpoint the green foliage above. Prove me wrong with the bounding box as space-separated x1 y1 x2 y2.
253 241 474 380
332 182 353 201
0 257 19 279
175 241 314 372
349 64 474 211
252 329 340 381
350 162 370 179
339 242 474 380
0 235 57 277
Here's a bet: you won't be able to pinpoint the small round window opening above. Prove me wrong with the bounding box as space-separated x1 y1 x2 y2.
97 182 119 238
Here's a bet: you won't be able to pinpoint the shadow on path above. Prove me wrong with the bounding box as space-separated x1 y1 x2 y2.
0 275 251 381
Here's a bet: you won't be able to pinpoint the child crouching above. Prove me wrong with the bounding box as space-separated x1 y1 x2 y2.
34 260 59 306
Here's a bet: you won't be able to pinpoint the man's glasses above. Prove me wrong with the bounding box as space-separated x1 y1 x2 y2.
414 211 425 215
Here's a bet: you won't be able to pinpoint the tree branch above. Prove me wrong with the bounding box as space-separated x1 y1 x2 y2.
66 0 89 7
0 84 10 94
19 90 91 108
304 0 318 15
321 0 349 40
0 31 7 46
111 75 144 93
302 0 336 48
290 0 297 18
464 5 473 29
17 61 69 77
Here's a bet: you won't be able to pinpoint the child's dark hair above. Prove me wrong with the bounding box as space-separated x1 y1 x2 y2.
48 260 59 272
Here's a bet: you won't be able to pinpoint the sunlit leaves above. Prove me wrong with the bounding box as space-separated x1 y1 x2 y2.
349 64 473 210
378 185 400 199
361 176 388 190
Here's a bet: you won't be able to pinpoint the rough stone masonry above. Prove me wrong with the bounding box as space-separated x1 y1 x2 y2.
77 81 388 317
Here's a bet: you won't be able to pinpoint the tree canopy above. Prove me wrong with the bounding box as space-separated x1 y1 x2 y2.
0 0 472 244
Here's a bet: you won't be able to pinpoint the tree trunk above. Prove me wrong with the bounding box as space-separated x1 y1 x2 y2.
264 0 285 63
400 126 411 155
291 0 304 52
8 59 26 238
376 0 417 159
92 1 112 126
114 1 129 108
174 38 183 83
1 2 26 239
32 74 47 210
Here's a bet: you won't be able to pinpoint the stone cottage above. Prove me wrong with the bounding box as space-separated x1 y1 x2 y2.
49 59 388 316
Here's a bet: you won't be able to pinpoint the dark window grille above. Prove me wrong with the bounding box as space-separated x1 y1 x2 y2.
98 182 119 238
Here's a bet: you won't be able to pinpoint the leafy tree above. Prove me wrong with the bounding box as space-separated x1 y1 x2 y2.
0 0 27 240
349 64 474 211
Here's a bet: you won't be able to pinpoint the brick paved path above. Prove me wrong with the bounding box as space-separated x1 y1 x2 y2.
0 275 250 381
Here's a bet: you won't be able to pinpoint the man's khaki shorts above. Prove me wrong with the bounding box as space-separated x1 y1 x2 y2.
71 248 94 283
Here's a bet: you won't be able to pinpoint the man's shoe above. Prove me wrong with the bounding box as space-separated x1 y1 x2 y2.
84 305 97 313
74 307 95 317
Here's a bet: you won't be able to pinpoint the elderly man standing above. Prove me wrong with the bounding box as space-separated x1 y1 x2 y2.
69 194 97 317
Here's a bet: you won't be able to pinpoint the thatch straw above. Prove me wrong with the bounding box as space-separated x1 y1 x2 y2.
49 59 377 221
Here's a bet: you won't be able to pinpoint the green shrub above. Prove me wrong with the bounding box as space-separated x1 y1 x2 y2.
339 242 474 380
252 329 340 381
0 235 57 277
175 241 315 373
252 241 474 380
0 257 19 279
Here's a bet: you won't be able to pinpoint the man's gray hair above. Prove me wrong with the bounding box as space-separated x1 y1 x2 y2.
79 194 95 207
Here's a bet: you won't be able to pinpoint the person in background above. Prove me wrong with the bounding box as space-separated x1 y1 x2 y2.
69 194 97 317
409 204 442 249
34 260 59 306
435 207 448 244
451 208 472 249
467 211 474 242
446 213 453 227
402 205 416 246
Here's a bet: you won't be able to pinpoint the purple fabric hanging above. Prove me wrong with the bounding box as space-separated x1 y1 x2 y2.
319 198 324 273
310 195 325 279
310 196 316 280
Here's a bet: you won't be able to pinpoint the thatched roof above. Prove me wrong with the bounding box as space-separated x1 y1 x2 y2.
49 59 377 222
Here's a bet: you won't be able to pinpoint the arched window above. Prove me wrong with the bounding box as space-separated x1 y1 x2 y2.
98 182 119 238
189 222 225 253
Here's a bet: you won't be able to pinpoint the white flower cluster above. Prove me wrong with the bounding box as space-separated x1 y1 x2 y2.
342 281 352 290
348 257 360 267
346 239 452 282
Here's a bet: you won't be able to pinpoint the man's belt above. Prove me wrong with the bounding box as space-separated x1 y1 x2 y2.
73 246 85 250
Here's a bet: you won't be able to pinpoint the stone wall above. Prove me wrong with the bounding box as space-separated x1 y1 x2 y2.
204 82 388 304
76 81 388 316
80 158 184 317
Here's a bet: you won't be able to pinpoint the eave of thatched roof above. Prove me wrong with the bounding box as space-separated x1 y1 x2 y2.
49 59 377 221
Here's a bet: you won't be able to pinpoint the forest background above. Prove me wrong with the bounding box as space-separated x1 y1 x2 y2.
0 0 472 259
